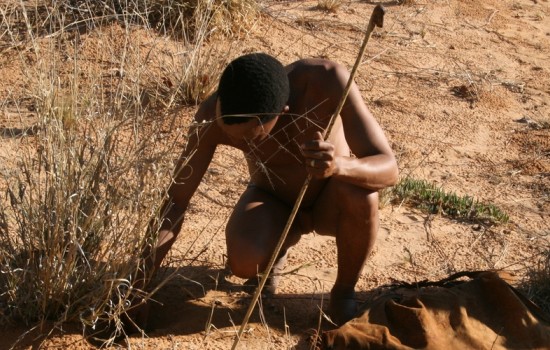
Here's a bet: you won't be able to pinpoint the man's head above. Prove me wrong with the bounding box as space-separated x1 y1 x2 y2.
217 53 289 126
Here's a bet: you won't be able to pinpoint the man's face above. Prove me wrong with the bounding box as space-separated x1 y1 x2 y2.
216 100 279 144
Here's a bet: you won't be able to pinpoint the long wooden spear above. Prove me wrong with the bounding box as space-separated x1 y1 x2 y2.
231 5 386 349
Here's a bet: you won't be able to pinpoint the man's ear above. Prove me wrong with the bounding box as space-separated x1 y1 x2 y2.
282 105 290 114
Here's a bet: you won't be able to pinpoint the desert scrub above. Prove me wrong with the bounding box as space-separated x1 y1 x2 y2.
0 0 257 41
1 0 246 341
391 177 509 224
0 0 211 342
0 89 180 332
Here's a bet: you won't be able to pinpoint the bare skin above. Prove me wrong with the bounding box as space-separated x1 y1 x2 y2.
139 58 398 327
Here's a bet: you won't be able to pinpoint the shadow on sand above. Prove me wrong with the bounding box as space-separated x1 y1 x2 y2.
123 265 340 349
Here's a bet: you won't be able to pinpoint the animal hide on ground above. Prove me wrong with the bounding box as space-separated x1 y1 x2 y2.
323 271 550 350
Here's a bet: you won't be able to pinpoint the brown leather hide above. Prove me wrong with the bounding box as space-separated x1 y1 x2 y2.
323 271 550 350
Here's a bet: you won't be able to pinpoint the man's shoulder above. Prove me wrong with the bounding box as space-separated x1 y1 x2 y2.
194 92 218 123
287 57 339 69
287 58 347 103
286 58 344 92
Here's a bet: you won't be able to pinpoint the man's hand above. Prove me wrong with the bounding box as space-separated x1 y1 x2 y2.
301 131 338 179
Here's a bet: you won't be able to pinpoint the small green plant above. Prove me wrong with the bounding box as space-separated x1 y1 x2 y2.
391 177 509 224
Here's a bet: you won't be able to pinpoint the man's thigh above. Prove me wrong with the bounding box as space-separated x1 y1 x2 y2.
225 184 303 264
311 178 379 237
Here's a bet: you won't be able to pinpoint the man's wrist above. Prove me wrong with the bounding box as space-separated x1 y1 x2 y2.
332 156 345 178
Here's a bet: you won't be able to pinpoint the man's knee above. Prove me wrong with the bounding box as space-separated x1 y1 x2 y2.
334 180 379 218
313 179 379 236
226 243 268 278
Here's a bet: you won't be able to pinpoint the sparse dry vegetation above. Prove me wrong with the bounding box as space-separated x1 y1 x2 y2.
0 96 168 329
0 0 257 345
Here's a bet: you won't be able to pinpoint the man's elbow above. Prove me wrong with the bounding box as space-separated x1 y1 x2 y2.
386 157 399 186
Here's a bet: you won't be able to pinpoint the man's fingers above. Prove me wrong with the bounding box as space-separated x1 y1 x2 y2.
302 131 335 178
302 138 334 152
307 159 331 168
303 151 332 161
306 158 334 179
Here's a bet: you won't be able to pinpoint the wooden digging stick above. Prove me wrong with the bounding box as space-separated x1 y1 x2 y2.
230 5 386 349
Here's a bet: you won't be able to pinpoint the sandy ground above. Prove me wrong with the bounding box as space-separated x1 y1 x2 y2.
1 0 549 349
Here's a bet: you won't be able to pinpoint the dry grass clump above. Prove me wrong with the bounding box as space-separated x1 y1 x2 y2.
3 118 154 314
0 84 176 337
0 31 192 336
0 0 245 345
0 0 257 42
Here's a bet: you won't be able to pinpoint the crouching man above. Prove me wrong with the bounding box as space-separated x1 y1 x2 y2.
138 52 398 326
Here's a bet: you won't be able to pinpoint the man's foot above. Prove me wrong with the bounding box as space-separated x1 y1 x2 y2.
243 274 280 295
243 250 288 295
328 286 357 326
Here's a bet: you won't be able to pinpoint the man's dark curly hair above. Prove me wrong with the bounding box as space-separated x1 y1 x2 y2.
217 53 289 125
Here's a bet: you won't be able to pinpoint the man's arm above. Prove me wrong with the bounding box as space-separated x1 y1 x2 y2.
143 99 219 279
302 60 398 190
